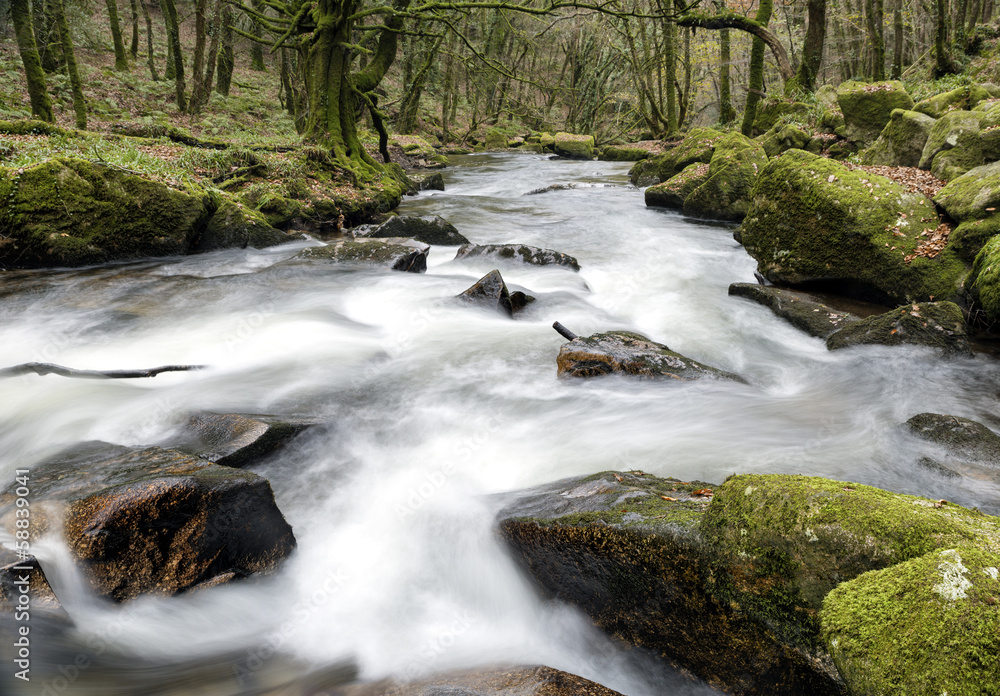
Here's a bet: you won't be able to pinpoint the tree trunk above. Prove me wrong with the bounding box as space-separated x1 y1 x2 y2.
866 0 886 79
33 0 61 72
216 2 234 96
140 0 158 80
128 0 139 57
52 0 85 128
158 0 186 110
11 0 54 121
741 0 773 136
797 0 827 91
663 0 678 135
189 0 208 110
280 48 295 118
936 0 959 73
200 0 222 108
719 27 734 122
892 0 904 77
105 0 130 70
249 0 266 71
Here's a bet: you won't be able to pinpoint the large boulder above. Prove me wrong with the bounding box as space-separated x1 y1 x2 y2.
345 666 626 696
752 100 813 135
0 443 296 602
354 214 469 245
934 160 1000 260
683 132 768 221
836 80 914 146
194 200 291 252
728 283 860 339
286 239 428 272
556 330 745 382
553 132 595 159
965 234 1000 325
861 109 937 167
978 101 1000 161
913 84 996 118
630 127 724 185
918 110 984 181
825 301 972 355
759 123 812 158
0 157 209 268
454 243 580 271
644 162 710 209
740 150 966 304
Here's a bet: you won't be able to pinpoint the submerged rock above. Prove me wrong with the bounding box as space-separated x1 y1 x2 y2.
455 243 580 271
556 330 745 382
1 549 61 615
354 214 468 245
0 442 296 602
458 269 518 318
728 282 860 339
906 412 1000 476
342 666 626 696
825 301 971 354
740 150 965 304
172 412 318 468
288 239 428 272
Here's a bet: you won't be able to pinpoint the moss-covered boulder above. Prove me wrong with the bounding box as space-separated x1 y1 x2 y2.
752 100 813 135
918 110 984 180
837 81 914 146
861 109 937 168
759 123 812 158
822 545 1000 695
355 214 469 245
0 443 296 603
683 133 768 221
601 144 654 161
644 162 710 209
286 239 428 272
553 132 595 159
556 330 745 382
728 282 860 339
741 150 965 304
825 301 971 355
965 234 1000 324
194 200 291 252
454 243 580 271
484 128 509 150
631 127 724 185
0 157 210 268
935 161 1000 261
907 412 1000 467
913 84 996 118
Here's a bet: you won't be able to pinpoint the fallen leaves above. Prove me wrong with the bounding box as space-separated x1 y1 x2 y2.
691 488 713 497
660 495 678 502
844 163 947 198
904 222 952 263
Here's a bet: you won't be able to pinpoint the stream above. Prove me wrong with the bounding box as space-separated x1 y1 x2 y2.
1 152 999 695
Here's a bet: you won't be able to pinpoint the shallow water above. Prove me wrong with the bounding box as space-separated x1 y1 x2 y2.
1 152 998 695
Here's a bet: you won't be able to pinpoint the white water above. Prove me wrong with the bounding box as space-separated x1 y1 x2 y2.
1 153 999 695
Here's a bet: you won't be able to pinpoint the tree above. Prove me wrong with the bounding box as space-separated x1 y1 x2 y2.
11 0 54 122
740 0 773 135
796 0 827 91
52 0 86 128
105 0 130 70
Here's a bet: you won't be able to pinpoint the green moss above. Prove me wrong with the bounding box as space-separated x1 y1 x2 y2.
741 150 966 304
759 123 811 158
601 145 653 161
919 110 984 180
751 100 813 135
837 80 915 145
951 214 1000 262
967 234 1000 324
861 108 936 168
553 132 595 159
684 133 767 221
484 128 509 150
644 162 710 208
825 301 971 355
0 119 77 137
913 84 996 118
822 545 1000 695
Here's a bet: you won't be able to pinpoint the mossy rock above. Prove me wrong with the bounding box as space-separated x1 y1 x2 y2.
195 200 291 252
815 84 840 110
484 128 509 150
819 107 846 134
454 243 580 270
934 159 1000 222
759 123 812 158
907 412 1000 464
966 234 1000 325
601 144 653 161
391 136 436 158
0 119 77 137
836 80 914 146
683 133 768 222
913 84 996 118
556 330 745 382
728 282 860 339
752 100 813 136
950 214 1000 263
286 239 428 273
553 132 595 159
825 301 972 355
249 193 303 229
826 139 858 160
918 110 984 180
822 545 1000 696
861 109 937 168
538 132 556 151
0 157 209 268
644 162 710 209
628 158 662 187
741 150 965 304
638 127 725 184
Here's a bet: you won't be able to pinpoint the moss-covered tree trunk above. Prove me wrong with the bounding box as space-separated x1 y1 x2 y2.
719 26 734 123
33 0 61 72
740 0 773 136
198 0 223 110
891 0 903 78
216 3 234 96
158 0 186 110
128 0 139 57
189 0 208 111
53 0 86 128
663 0 678 135
249 0 266 71
11 0 54 122
865 0 886 79
140 0 159 80
797 0 827 91
105 0 130 70
398 33 444 134
936 0 959 74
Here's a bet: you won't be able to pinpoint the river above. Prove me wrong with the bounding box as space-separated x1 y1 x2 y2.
1 152 998 695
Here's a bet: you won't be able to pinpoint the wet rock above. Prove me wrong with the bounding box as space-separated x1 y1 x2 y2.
1 549 62 615
339 666 626 696
288 239 428 273
861 109 937 168
728 283 860 339
408 172 445 192
354 215 468 246
194 199 293 252
553 132 595 159
556 331 745 382
498 472 847 695
458 270 516 318
455 244 580 271
906 412 1000 465
172 412 319 468
825 301 971 355
741 149 965 305
0 442 296 602
836 80 914 146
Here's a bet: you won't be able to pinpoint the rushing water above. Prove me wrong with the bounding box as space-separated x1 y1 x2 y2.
1 153 999 695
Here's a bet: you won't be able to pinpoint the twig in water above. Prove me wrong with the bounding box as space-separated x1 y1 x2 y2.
0 362 206 380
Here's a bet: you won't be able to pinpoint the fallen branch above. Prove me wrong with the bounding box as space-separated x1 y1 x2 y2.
0 363 206 380
552 321 578 340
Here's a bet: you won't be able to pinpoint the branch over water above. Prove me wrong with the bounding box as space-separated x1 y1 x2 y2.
0 362 207 379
